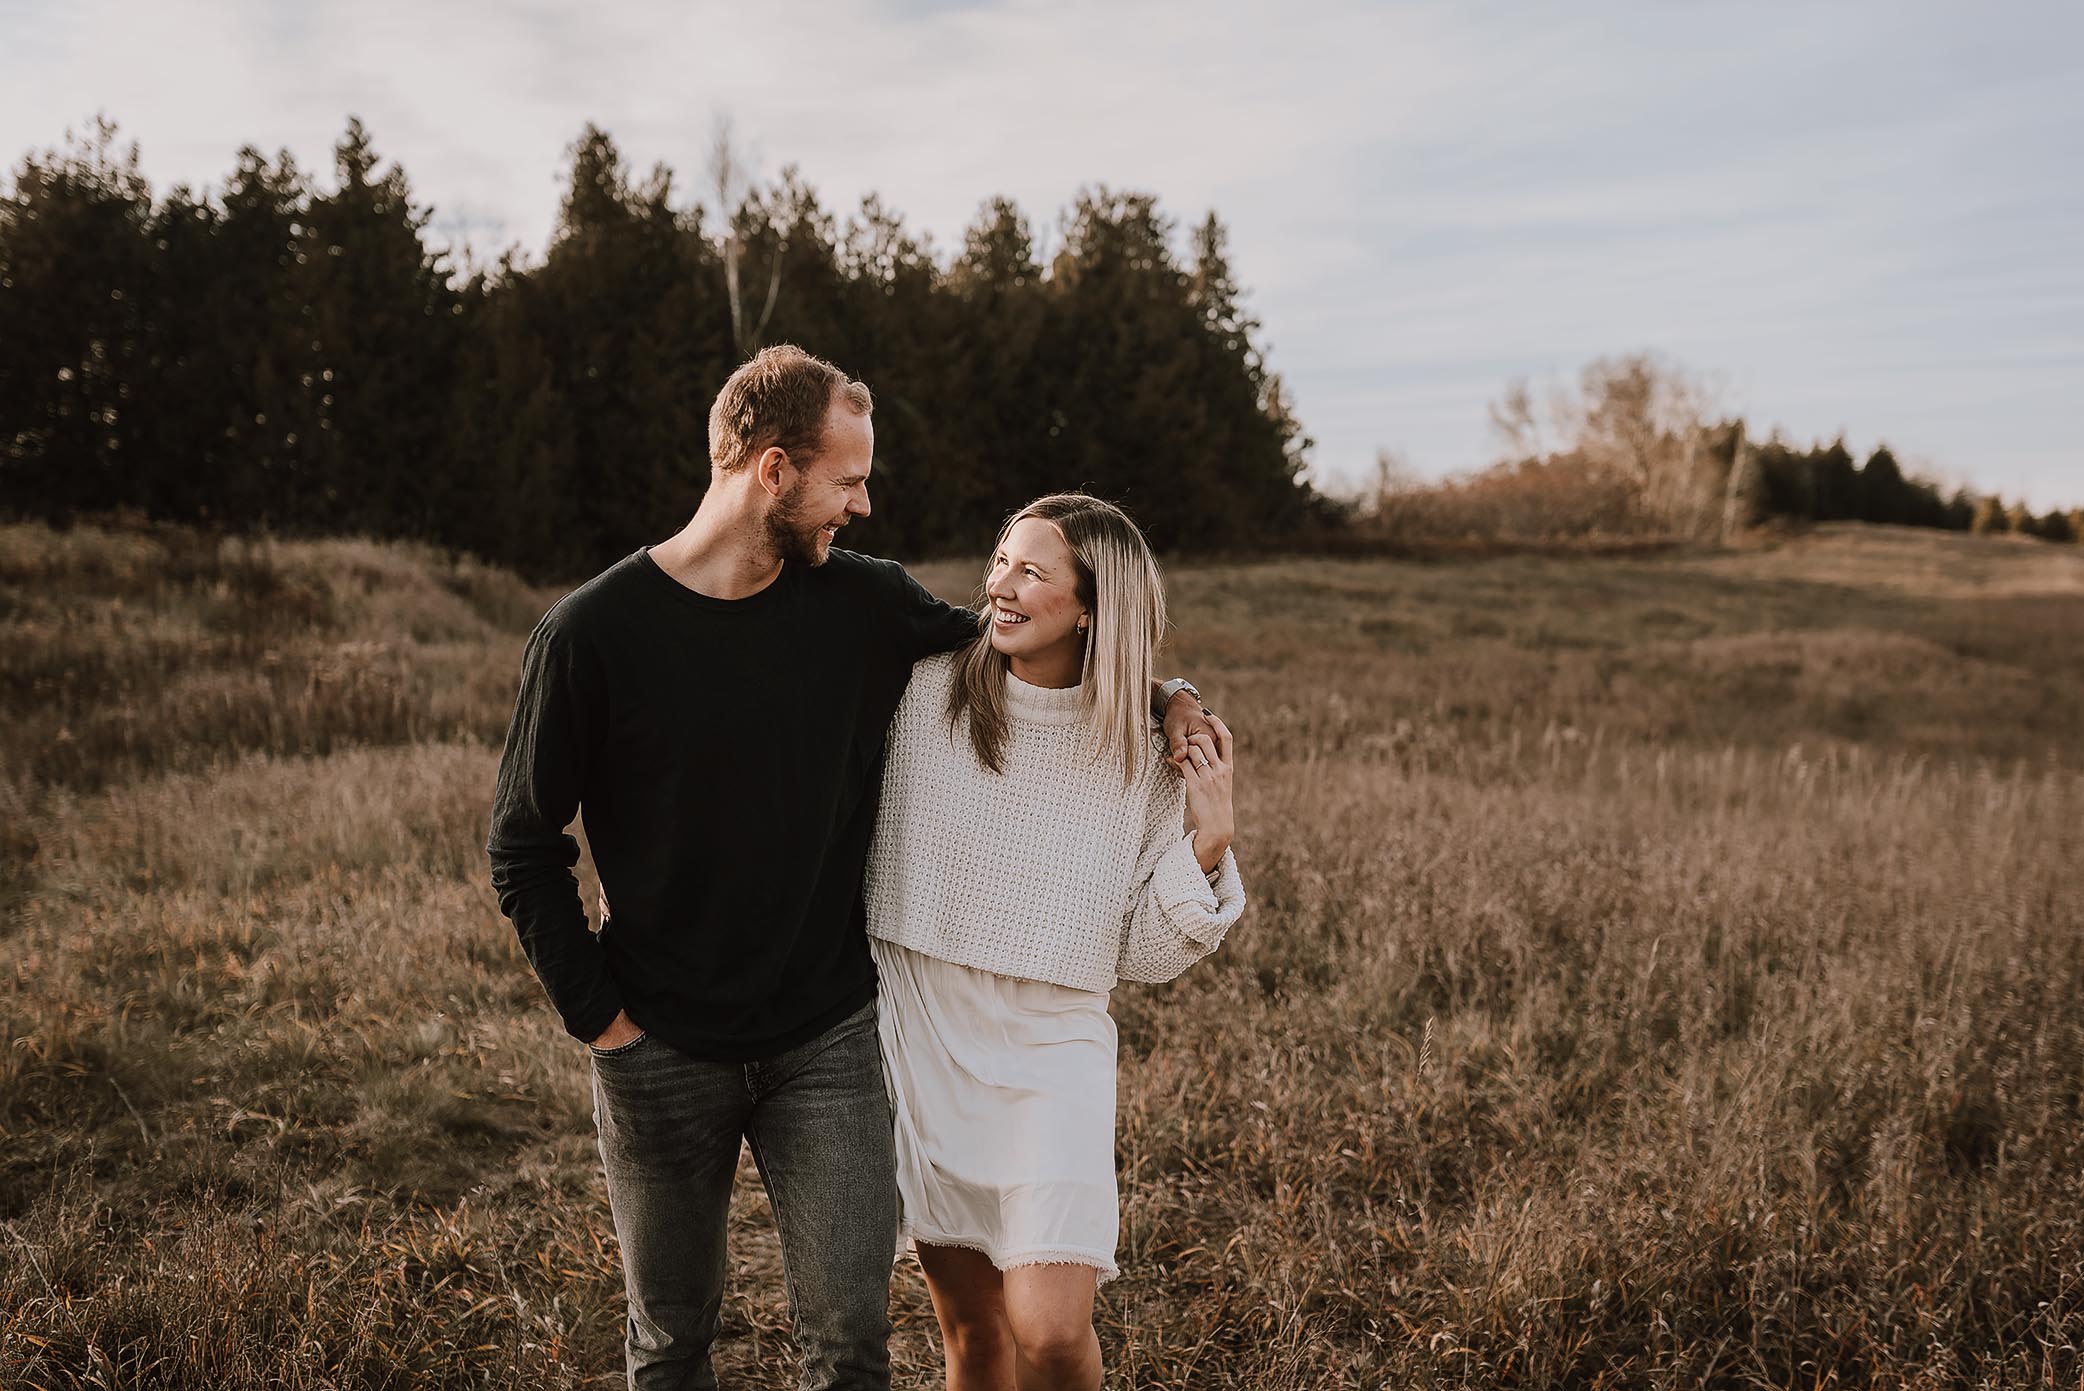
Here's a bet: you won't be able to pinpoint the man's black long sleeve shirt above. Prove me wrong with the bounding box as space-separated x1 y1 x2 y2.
487 546 976 1061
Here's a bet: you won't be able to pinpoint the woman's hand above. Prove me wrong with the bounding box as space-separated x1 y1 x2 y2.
1180 713 1235 874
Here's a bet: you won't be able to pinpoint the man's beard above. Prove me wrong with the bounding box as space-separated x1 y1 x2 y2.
764 477 832 568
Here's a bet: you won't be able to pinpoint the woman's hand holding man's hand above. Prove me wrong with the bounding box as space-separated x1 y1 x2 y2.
1179 713 1235 874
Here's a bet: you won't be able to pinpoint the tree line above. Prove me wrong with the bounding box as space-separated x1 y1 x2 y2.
8 120 2071 574
0 118 1321 579
1740 433 2078 542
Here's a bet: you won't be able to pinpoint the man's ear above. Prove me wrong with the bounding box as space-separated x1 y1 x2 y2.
756 446 792 501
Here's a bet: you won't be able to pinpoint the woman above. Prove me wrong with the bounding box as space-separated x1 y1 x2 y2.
863 492 1244 1391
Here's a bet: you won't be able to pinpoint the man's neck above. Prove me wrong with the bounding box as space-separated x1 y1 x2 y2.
649 492 785 601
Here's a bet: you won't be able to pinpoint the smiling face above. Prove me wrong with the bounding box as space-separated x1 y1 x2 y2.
984 515 1092 687
765 400 874 567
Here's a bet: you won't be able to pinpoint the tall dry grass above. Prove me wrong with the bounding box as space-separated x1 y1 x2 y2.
1341 454 1652 551
0 516 536 794
4 518 2081 1388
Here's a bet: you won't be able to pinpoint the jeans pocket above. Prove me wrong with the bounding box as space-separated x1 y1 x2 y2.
588 1031 650 1059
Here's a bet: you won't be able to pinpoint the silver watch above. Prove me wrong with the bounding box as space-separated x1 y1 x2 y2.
1158 677 1201 707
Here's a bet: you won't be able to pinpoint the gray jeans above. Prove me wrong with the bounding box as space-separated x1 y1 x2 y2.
589 999 897 1391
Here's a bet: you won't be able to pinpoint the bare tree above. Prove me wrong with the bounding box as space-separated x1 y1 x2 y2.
1720 419 1766 538
708 114 782 358
1557 352 1720 528
1352 447 1422 519
1487 376 1546 461
1564 354 1701 482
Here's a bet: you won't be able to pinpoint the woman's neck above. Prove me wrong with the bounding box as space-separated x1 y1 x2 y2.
1007 645 1083 690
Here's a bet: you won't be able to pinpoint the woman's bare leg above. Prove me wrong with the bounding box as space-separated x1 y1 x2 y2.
1002 1263 1101 1391
917 1242 1015 1391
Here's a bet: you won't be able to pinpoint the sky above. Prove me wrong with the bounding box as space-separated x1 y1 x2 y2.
4 0 2080 508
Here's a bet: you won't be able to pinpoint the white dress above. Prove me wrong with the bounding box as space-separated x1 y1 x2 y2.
871 936 1122 1282
862 658 1246 1284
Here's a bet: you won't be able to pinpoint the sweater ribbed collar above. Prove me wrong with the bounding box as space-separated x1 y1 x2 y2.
1003 668 1086 726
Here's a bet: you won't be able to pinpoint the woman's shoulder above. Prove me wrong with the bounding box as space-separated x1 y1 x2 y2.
887 653 985 779
908 650 960 691
893 651 960 728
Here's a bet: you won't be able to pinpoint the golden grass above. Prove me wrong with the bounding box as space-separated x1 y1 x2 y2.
4 518 2081 1387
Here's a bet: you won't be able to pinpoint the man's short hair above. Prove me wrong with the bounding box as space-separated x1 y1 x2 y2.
708 345 873 475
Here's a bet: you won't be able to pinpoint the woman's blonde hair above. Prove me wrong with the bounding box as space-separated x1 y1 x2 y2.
946 493 1167 786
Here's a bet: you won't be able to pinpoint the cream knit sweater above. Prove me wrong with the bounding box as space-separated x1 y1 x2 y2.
864 653 1246 992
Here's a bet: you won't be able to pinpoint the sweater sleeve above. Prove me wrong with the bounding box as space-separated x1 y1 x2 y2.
486 614 626 1043
1116 758 1246 985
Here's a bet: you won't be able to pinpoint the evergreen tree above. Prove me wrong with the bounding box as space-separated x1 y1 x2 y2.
951 197 1040 297
1971 495 2009 536
1753 437 1817 519
1857 445 1907 525
512 125 725 572
131 181 231 520
836 193 954 554
0 118 156 517
1186 210 1313 535
941 196 1052 529
1897 474 1950 530
1810 437 1859 521
1044 189 1199 545
210 145 319 526
445 254 573 571
296 118 460 537
1945 489 1978 531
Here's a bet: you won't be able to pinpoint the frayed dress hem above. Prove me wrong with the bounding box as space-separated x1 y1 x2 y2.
903 1226 1120 1287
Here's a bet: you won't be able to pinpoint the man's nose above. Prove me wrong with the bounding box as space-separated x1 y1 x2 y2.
849 484 871 519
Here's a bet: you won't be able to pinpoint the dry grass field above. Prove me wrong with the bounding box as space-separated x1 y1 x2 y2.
3 516 2081 1389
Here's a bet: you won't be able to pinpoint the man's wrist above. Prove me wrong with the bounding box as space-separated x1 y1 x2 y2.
1158 677 1201 709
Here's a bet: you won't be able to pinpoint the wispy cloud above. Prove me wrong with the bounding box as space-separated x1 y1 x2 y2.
3 0 2079 506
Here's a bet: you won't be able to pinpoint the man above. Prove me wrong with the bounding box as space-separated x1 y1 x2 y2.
487 345 1211 1390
